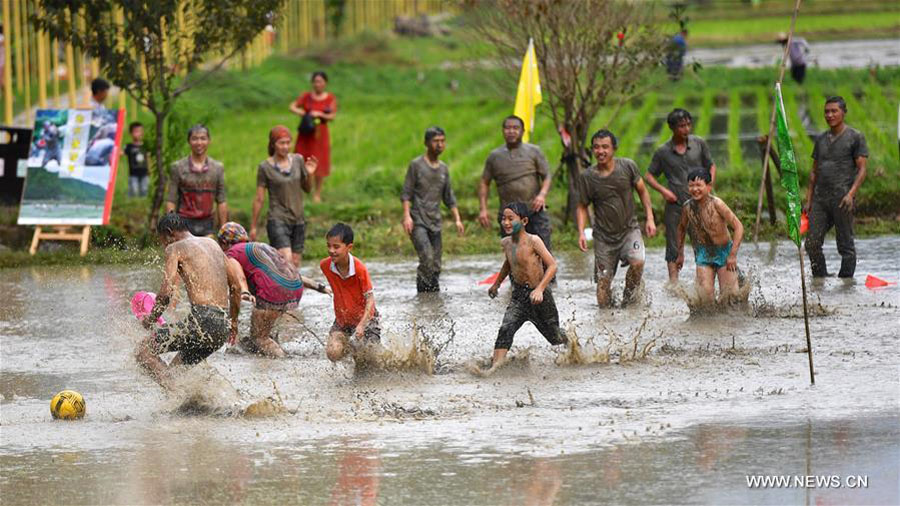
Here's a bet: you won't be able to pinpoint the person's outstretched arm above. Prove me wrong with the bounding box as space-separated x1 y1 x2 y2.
715 198 743 272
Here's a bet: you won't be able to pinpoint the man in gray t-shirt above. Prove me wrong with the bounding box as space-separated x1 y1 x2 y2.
402 127 464 292
645 108 716 283
576 129 657 308
804 96 868 278
479 115 553 251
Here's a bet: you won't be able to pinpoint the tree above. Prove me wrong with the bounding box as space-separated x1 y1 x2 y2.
33 0 285 227
466 0 675 222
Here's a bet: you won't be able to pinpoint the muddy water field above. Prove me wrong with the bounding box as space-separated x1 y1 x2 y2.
1 237 898 504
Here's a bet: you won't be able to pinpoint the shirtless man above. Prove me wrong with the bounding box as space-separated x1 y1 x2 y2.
486 202 566 368
137 212 236 387
674 169 744 305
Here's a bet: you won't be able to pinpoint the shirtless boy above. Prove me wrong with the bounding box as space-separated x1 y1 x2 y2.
675 169 744 305
137 213 236 387
486 202 566 368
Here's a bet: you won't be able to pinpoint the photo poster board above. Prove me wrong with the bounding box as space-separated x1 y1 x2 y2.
17 108 125 225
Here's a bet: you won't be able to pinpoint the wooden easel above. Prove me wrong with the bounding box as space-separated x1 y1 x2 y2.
29 225 92 256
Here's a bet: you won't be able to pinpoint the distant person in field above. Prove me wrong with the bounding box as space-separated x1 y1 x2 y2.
90 78 110 110
644 108 717 283
165 124 227 237
485 202 566 371
137 213 234 387
401 126 464 292
250 125 318 268
675 169 744 305
665 28 688 80
777 32 811 85
320 223 381 363
217 222 330 359
289 71 336 203
124 122 149 197
804 96 868 278
576 129 657 308
479 115 553 251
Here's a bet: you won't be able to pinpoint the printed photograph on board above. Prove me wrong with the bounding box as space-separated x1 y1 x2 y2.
17 108 124 225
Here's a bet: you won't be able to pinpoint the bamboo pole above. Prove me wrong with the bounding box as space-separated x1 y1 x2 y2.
2 0 12 124
21 0 31 123
51 37 60 107
753 0 803 243
797 245 815 384
12 0 22 93
36 22 46 108
76 12 89 107
115 7 126 111
64 29 76 107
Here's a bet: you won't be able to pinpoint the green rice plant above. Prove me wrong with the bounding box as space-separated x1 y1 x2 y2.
727 89 745 171
615 93 658 161
695 89 715 139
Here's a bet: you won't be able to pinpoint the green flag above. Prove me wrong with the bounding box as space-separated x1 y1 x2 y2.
774 83 802 246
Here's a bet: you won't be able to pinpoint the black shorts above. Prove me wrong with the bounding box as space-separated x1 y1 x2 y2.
151 305 229 365
182 216 215 237
495 282 565 350
267 219 306 253
330 314 382 342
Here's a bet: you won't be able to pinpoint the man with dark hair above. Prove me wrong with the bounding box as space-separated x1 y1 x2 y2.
137 212 237 387
402 126 464 292
804 96 868 278
644 108 717 283
577 129 657 307
165 124 228 236
90 78 110 110
479 115 553 251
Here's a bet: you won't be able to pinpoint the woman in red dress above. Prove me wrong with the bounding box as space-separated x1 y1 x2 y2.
289 71 337 203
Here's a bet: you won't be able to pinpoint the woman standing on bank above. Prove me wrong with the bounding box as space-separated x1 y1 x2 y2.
289 71 336 203
251 126 317 268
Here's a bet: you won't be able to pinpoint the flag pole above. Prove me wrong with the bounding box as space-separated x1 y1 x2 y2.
753 0 803 243
797 246 815 384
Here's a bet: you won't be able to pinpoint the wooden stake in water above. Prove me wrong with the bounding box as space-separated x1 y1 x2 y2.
753 0 803 243
797 245 815 385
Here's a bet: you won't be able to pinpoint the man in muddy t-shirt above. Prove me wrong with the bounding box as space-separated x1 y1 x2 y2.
478 115 553 250
804 96 868 278
645 108 716 283
165 124 228 237
576 129 657 308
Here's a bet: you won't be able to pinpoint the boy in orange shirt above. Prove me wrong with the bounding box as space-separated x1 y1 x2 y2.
320 223 380 362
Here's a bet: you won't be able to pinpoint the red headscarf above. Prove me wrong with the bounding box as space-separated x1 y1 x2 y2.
268 125 292 156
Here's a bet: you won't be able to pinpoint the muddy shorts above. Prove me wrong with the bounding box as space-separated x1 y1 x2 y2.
330 314 382 342
594 228 645 282
151 305 229 365
182 216 215 237
495 281 565 350
267 219 306 253
694 240 732 269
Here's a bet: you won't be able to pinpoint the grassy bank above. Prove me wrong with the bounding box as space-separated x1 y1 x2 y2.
3 29 899 268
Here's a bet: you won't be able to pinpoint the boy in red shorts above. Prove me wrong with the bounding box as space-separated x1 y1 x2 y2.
320 223 380 362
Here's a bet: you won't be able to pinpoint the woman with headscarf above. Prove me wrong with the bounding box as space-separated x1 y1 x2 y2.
218 222 330 358
289 70 336 203
250 125 318 268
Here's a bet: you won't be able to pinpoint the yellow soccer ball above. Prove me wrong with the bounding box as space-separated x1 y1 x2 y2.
50 390 85 420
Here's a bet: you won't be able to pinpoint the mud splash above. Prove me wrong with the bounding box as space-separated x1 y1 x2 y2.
352 325 437 375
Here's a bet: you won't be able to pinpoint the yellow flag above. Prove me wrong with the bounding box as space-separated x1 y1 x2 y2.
513 38 542 143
